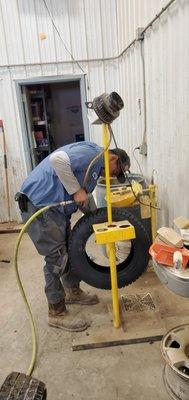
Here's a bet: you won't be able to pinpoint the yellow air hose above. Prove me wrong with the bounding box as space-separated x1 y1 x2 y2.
13 201 73 376
83 125 112 187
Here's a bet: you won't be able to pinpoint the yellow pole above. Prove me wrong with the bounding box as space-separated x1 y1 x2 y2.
149 184 157 242
108 242 121 328
103 123 121 328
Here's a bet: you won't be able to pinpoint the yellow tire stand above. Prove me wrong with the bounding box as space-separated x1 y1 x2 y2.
93 124 136 328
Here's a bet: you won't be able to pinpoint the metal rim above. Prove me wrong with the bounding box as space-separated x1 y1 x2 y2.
163 365 187 400
161 324 189 379
85 231 134 271
163 365 180 400
85 233 132 267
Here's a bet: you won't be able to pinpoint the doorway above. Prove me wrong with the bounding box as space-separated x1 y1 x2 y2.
16 75 88 170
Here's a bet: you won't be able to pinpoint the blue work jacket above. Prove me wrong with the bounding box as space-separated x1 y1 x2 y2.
20 141 104 215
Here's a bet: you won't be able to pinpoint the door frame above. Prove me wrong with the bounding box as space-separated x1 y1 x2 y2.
15 74 89 173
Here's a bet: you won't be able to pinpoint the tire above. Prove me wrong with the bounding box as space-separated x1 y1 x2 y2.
69 208 150 289
0 372 47 399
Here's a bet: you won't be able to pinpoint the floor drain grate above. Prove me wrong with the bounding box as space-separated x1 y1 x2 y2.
121 293 155 312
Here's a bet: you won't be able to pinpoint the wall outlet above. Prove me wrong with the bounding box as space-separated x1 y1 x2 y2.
139 142 148 156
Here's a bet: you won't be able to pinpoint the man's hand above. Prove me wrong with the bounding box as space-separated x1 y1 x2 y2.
73 188 88 208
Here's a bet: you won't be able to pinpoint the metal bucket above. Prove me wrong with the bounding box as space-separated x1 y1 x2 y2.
152 259 189 298
162 325 189 400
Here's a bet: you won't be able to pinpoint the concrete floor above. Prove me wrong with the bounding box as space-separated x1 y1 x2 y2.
0 228 177 400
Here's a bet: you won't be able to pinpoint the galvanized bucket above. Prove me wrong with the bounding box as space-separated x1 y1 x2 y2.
152 259 189 298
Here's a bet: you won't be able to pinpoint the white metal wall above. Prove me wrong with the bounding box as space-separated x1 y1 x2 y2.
116 0 189 226
0 0 188 225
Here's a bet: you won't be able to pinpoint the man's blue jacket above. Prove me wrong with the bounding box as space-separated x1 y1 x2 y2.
21 141 103 215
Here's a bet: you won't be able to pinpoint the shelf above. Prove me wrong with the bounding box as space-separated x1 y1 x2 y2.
30 91 44 98
34 146 50 153
33 121 46 126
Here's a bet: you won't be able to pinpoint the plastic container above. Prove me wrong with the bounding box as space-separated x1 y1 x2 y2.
149 243 189 268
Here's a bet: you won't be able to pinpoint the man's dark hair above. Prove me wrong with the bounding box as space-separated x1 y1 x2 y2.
110 148 130 183
111 148 130 168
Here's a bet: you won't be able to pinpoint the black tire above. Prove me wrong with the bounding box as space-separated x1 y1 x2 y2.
69 208 150 289
0 372 47 399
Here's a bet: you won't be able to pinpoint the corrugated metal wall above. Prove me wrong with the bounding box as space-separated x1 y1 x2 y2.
0 0 188 225
114 0 189 226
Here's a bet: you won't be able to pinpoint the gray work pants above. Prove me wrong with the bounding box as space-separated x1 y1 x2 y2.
21 201 80 304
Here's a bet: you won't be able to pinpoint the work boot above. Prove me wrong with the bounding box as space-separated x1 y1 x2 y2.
48 300 88 332
65 287 99 305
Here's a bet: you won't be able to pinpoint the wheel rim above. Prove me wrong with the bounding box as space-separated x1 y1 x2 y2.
84 231 134 273
85 232 132 267
162 324 189 379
